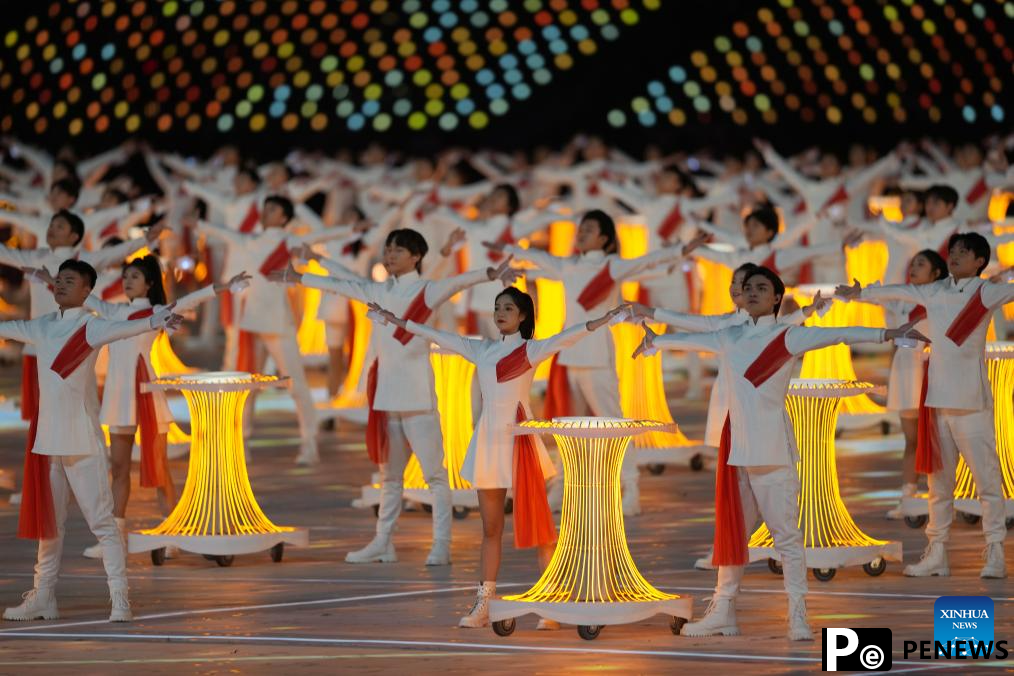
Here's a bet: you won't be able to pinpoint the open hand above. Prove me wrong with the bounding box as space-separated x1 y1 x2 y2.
681 230 710 256
631 321 659 359
487 255 520 286
21 265 54 287
627 302 655 320
834 278 862 300
885 319 931 344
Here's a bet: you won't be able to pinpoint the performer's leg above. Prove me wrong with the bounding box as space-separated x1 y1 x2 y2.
263 333 319 463
66 453 128 596
402 410 453 558
108 432 135 518
459 488 507 628
950 408 1006 544
33 457 72 592
713 469 760 601
347 413 409 563
925 412 960 546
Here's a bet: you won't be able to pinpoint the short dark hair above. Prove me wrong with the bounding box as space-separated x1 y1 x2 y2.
948 232 991 275
386 228 429 273
52 209 85 245
925 184 959 208
58 258 97 289
742 266 785 315
264 194 294 223
660 164 701 196
495 287 535 339
123 254 167 306
745 206 780 241
50 177 81 201
493 183 520 216
103 187 128 204
913 249 948 281
582 209 617 253
238 166 261 185
734 262 760 278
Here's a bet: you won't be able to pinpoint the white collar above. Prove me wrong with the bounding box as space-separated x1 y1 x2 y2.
57 306 88 320
581 249 606 261
744 313 778 328
129 297 152 308
949 276 981 293
390 270 421 285
500 331 524 347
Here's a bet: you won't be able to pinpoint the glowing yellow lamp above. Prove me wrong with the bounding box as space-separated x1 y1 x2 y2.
296 259 330 361
356 346 479 514
489 417 693 639
128 372 309 566
904 343 1014 526
791 285 891 428
317 299 373 425
748 379 902 580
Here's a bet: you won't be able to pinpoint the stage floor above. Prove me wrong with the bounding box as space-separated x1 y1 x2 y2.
0 352 1010 674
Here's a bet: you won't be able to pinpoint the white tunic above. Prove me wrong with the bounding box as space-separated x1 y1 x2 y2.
405 321 592 488
0 307 161 455
303 267 492 412
655 315 885 466
85 285 216 427
862 277 1014 411
502 246 684 368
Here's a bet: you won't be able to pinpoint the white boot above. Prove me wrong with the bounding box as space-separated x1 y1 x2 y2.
787 597 813 641
621 479 641 517
109 588 132 622
295 439 320 466
980 542 1007 579
886 483 917 520
85 517 127 559
547 477 563 513
345 534 397 563
425 539 451 566
3 588 59 621
694 550 716 570
683 597 740 637
904 542 949 577
458 581 495 628
83 542 103 559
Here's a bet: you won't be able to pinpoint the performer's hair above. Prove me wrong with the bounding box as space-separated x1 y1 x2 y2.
237 166 261 185
386 228 428 273
58 258 97 289
122 254 167 306
582 209 617 253
745 206 780 241
947 232 991 274
53 209 85 245
742 266 785 315
492 183 520 216
913 249 948 281
50 177 81 201
925 184 959 208
495 286 535 339
660 164 702 197
264 194 295 223
734 262 760 278
103 187 129 204
53 158 79 181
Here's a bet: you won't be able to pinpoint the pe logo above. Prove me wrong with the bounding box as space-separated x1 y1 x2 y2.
934 596 994 658
822 628 892 671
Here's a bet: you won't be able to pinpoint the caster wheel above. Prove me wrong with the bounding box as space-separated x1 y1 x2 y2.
453 506 470 520
492 619 516 637
812 567 836 582
647 463 665 476
904 514 928 528
670 616 687 635
203 554 217 561
960 511 981 525
577 625 602 641
270 543 284 563
690 454 704 472
767 558 783 575
880 420 891 435
863 558 887 576
372 504 379 517
423 503 433 514
504 498 514 515
151 548 166 566
1006 517 1014 530
215 555 235 567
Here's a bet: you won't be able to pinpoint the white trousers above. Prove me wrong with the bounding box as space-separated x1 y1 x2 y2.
566 366 637 481
257 333 318 446
35 453 128 593
926 407 1006 545
376 411 452 543
715 465 807 602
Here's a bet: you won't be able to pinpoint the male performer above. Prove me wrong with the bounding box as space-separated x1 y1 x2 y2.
2 259 182 622
837 232 1014 578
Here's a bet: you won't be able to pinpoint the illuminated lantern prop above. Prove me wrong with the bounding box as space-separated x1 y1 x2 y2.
128 372 309 566
490 417 693 640
748 379 902 580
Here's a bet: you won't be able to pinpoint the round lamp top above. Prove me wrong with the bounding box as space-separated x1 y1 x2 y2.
787 378 875 398
143 372 288 393
516 416 676 438
986 342 1014 359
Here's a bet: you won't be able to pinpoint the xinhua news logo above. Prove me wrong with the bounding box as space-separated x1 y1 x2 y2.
933 596 993 658
822 628 892 671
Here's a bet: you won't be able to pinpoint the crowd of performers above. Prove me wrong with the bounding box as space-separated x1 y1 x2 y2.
0 133 1012 640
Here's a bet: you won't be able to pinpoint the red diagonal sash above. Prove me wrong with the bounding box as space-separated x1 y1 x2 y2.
17 413 54 540
512 403 557 549
657 200 684 241
712 416 746 566
50 325 94 379
541 355 572 419
99 220 119 240
239 201 260 233
937 230 958 260
820 183 849 211
908 305 927 323
944 286 989 347
964 175 988 205
20 355 38 422
365 359 389 465
487 222 514 263
496 343 531 383
915 360 941 474
391 288 433 345
259 240 290 276
759 250 780 276
101 278 125 300
135 355 169 489
576 263 616 311
742 328 792 387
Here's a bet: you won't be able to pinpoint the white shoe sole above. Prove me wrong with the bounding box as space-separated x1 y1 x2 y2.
683 625 741 637
345 554 397 564
980 570 1007 579
425 558 451 566
3 609 59 621
903 567 949 577
109 611 133 622
82 549 103 560
788 631 814 641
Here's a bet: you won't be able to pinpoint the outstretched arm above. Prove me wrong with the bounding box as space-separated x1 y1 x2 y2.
400 318 482 361
423 257 521 308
